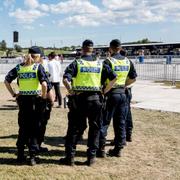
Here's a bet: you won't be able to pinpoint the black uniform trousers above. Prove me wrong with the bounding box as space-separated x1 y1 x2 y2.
38 99 52 146
65 92 102 158
51 82 62 106
16 95 42 155
125 88 133 136
66 95 87 141
99 91 128 150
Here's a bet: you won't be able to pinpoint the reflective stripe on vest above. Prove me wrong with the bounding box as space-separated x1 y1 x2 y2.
107 57 130 87
72 59 102 91
17 63 41 95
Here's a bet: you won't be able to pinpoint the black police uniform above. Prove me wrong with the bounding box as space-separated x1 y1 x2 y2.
62 54 116 165
5 63 52 163
99 53 137 156
125 87 133 141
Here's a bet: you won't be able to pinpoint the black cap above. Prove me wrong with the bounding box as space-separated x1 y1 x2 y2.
82 39 94 48
110 39 121 48
28 46 44 57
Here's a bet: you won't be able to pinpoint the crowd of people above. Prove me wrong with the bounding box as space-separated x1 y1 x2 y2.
4 39 137 166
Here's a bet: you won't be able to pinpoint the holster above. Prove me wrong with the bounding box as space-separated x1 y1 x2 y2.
67 95 77 110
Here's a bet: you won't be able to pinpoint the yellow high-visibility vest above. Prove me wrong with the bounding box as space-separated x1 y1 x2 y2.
72 59 102 91
106 57 130 87
17 63 41 95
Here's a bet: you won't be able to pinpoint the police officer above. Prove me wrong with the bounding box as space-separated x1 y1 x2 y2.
109 49 136 145
120 49 135 142
38 56 54 152
98 39 137 157
4 46 53 166
60 39 117 166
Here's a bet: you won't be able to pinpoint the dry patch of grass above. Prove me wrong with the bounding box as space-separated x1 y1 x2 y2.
0 83 180 179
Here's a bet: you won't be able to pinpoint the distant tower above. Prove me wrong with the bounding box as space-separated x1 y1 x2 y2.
13 31 19 43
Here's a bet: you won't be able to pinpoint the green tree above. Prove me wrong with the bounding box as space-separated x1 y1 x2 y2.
70 46 76 51
14 44 22 52
137 38 150 44
0 40 7 51
6 48 13 57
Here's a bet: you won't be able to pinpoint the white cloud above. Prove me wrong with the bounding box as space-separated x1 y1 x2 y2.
58 15 100 27
102 0 134 10
54 0 180 27
39 4 49 12
3 0 15 11
24 0 39 9
7 0 180 27
23 25 34 30
50 0 100 14
3 0 15 7
9 8 46 23
39 23 44 27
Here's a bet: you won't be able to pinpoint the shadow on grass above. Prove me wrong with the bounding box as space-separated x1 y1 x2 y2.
0 157 18 165
0 149 87 165
44 136 88 147
44 136 65 147
0 146 17 154
39 149 87 158
0 134 18 139
0 105 18 110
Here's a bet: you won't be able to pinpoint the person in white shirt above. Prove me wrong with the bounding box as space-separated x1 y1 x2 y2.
48 52 62 107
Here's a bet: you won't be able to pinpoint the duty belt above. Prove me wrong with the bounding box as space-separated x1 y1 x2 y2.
78 92 101 101
111 87 125 94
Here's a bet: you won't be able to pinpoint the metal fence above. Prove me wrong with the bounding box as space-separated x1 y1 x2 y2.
132 58 180 83
1 57 180 84
134 63 180 82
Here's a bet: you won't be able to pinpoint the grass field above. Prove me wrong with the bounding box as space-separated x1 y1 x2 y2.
0 83 180 179
0 49 71 57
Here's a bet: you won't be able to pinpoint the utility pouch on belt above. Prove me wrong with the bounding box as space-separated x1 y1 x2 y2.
86 94 100 101
102 96 107 111
67 95 77 110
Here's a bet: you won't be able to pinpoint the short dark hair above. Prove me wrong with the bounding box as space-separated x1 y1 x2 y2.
82 39 94 48
120 49 126 56
110 39 121 48
48 51 56 58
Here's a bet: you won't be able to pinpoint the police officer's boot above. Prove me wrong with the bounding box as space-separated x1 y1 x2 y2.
107 148 121 157
29 152 36 166
86 156 96 166
126 134 132 142
17 149 26 164
59 156 74 166
96 145 106 158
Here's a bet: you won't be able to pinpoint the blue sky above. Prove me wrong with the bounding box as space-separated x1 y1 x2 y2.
0 0 180 47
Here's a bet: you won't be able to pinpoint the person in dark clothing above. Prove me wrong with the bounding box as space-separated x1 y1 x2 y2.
110 49 136 145
4 46 53 166
60 39 117 166
98 39 137 158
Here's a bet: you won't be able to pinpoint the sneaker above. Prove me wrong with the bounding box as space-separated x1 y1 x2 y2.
96 150 106 158
59 157 74 166
30 157 36 166
107 149 121 157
